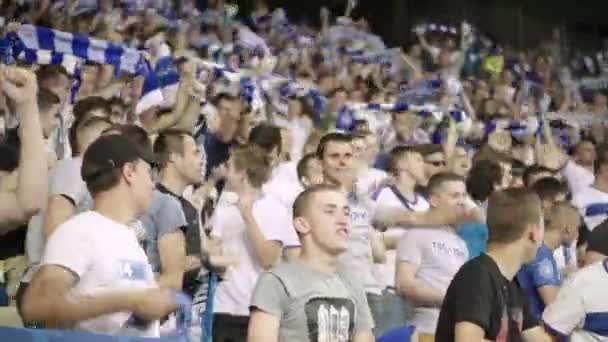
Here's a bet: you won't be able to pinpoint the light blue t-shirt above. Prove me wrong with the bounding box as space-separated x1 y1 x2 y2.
457 202 488 259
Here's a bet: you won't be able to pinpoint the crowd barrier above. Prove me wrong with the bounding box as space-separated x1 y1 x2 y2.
0 292 192 342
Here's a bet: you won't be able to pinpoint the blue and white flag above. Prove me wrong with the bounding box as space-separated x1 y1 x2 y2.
16 25 145 75
19 49 81 74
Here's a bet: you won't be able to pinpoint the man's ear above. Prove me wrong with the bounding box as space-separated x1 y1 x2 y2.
293 217 311 235
528 222 543 245
122 162 137 186
428 193 439 208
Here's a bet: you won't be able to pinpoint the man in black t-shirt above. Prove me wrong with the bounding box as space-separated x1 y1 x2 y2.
435 188 553 342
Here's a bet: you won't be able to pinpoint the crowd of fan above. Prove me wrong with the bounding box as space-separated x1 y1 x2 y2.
1 0 608 341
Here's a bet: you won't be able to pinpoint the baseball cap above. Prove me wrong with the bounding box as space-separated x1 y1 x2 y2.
587 220 608 256
81 134 157 184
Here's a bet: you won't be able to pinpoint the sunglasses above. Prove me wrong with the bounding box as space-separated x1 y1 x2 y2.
426 160 446 167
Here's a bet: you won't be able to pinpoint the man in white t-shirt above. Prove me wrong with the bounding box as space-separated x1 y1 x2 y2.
543 258 608 342
21 134 178 337
209 146 299 342
18 115 112 326
562 140 595 195
372 145 430 335
572 146 608 231
396 173 469 339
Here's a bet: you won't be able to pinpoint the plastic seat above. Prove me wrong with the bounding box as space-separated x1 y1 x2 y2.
377 325 416 342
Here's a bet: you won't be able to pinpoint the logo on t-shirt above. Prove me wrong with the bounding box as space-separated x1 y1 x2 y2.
304 297 355 342
117 260 148 281
538 258 555 280
431 241 467 260
496 306 524 342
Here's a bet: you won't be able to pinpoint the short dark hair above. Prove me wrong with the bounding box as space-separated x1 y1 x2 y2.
414 144 444 158
293 184 341 218
487 188 542 244
297 153 318 182
466 160 503 202
153 129 192 170
113 125 152 154
69 116 113 156
70 97 112 154
72 96 111 123
473 145 513 166
531 177 568 203
523 165 555 187
427 172 464 197
35 65 70 84
108 97 126 108
316 132 352 159
249 123 282 155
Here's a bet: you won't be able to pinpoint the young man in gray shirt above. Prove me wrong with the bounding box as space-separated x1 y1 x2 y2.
248 184 375 342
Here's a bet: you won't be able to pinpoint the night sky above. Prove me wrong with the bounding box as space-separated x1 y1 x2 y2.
241 0 608 52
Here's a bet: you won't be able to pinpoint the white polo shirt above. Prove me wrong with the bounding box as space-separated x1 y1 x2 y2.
543 259 608 342
572 185 608 231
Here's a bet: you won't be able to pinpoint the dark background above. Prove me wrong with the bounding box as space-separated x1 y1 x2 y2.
226 0 608 53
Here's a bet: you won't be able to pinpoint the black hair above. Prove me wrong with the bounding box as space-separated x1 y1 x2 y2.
316 132 353 159
523 165 555 187
249 123 282 155
466 160 503 202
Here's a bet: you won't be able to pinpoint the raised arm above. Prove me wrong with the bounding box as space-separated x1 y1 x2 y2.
148 78 192 133
239 195 282 269
0 66 47 230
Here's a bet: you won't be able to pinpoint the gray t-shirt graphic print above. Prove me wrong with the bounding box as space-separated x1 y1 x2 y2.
250 260 374 342
304 297 355 342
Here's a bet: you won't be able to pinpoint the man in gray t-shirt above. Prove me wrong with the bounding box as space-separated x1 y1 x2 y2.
140 189 187 274
249 185 375 342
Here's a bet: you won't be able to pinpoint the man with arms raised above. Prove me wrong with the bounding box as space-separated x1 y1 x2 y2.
21 134 178 336
435 188 552 342
248 185 376 342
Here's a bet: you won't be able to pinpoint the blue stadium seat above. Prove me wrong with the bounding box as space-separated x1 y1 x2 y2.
377 325 416 342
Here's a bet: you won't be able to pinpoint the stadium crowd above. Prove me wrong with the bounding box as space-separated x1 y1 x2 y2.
0 0 608 341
